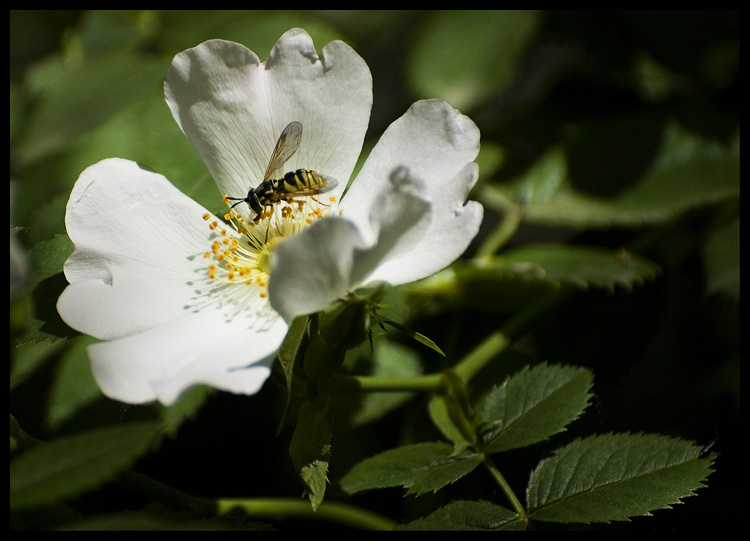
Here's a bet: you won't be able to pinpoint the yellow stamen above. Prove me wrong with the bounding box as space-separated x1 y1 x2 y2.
201 192 339 300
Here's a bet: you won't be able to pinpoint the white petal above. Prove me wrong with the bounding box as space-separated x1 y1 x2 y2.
164 29 373 210
58 157 288 404
343 99 480 223
89 307 288 405
365 163 483 286
268 168 431 322
342 99 483 285
57 158 229 340
268 217 367 322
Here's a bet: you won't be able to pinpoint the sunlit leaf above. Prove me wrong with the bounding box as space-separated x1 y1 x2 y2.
13 234 77 354
159 10 341 63
46 335 102 430
18 42 164 166
408 10 541 111
428 394 475 453
527 433 715 523
477 363 593 453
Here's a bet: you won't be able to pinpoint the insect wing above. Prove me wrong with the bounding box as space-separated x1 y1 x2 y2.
263 121 303 181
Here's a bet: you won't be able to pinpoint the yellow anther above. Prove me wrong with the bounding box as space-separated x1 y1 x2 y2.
202 183 340 302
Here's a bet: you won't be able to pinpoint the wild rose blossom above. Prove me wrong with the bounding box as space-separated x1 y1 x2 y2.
57 28 483 405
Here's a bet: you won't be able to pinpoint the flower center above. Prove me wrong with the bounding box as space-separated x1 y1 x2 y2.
256 235 284 275
201 195 339 301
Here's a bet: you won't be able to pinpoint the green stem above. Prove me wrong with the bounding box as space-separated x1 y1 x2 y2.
117 470 216 516
480 454 528 521
333 290 568 394
217 498 398 530
474 196 523 257
332 373 443 393
120 471 397 530
454 289 567 383
453 329 511 385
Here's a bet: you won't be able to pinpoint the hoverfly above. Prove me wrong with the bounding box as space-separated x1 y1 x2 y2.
226 121 337 221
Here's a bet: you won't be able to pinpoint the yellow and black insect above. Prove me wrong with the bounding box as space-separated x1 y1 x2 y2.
227 121 337 221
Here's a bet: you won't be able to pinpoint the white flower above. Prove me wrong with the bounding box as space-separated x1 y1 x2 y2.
57 28 483 405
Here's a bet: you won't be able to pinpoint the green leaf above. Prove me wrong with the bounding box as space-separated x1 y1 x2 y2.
398 500 524 531
340 442 482 497
428 395 474 453
406 244 661 315
10 422 161 510
288 393 335 510
702 215 740 302
45 335 102 430
377 318 445 356
501 124 739 228
428 371 479 453
497 244 662 292
527 433 716 524
159 384 212 439
477 363 594 453
275 315 308 433
14 234 77 354
28 233 74 288
407 10 541 111
18 36 165 166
